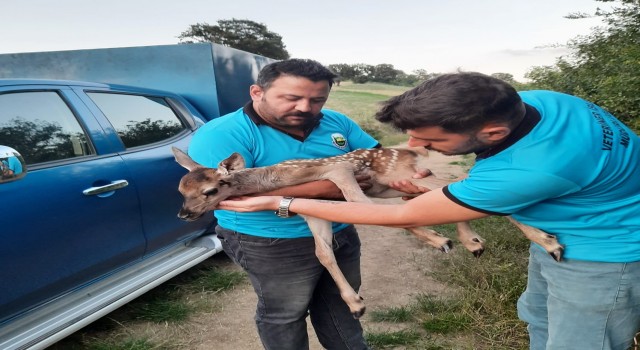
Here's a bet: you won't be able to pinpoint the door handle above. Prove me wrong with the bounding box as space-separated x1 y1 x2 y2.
83 180 129 196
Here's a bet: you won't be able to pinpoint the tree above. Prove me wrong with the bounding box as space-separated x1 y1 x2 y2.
370 64 401 84
525 0 640 130
350 64 375 84
328 64 357 80
178 19 290 59
412 69 440 82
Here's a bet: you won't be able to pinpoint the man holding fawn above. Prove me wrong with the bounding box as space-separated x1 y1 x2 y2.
219 72 640 350
188 59 383 349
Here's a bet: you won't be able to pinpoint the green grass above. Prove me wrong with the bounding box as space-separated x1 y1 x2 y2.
49 258 246 349
365 329 421 348
448 154 475 173
369 306 413 323
86 338 157 350
421 217 530 349
364 216 530 349
326 81 411 146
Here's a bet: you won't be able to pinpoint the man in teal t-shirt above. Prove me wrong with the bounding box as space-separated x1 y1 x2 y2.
188 59 378 349
218 72 640 350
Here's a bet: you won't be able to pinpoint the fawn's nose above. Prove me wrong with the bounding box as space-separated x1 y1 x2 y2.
177 208 199 221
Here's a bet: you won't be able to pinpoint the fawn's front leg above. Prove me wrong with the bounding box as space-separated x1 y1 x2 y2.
302 215 366 318
455 222 486 257
405 223 485 257
406 227 453 253
506 217 564 261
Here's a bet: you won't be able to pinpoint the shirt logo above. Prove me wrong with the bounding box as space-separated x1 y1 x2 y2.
331 133 348 149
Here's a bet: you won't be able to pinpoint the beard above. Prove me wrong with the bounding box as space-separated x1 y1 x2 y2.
257 99 318 130
431 134 489 156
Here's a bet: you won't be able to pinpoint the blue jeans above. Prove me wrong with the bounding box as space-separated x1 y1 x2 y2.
215 225 369 350
518 244 640 350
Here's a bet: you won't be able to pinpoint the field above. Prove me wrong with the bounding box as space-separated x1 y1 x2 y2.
50 82 531 349
325 81 411 146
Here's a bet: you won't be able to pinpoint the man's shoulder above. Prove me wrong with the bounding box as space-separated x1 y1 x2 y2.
199 108 252 132
519 90 582 105
321 108 349 119
319 109 357 129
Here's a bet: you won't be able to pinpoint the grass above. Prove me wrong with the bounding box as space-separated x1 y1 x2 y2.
49 257 246 350
448 154 475 173
326 81 411 146
364 216 530 349
365 330 422 348
369 306 413 323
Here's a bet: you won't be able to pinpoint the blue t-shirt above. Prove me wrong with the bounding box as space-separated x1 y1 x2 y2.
188 104 379 238
446 90 640 262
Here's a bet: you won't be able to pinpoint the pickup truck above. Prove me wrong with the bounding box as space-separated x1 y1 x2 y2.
0 44 272 349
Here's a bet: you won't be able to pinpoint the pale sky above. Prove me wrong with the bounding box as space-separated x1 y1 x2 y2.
2 0 606 81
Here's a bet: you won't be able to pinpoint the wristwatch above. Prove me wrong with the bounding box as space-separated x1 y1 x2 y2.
276 197 296 218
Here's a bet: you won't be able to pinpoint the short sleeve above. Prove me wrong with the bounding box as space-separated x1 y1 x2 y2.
446 167 581 215
188 114 255 169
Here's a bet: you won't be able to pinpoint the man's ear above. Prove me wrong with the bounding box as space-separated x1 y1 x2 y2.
477 124 511 142
249 84 264 102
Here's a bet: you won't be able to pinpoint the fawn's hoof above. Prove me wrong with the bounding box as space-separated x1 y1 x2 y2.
472 248 485 258
549 246 564 262
352 306 366 319
439 240 453 253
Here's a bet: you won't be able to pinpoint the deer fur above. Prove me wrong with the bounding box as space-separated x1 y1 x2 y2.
172 147 563 318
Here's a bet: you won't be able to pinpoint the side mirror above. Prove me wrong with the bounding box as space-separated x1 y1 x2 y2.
0 146 27 183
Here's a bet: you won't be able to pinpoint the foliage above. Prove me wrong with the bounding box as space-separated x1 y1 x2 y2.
0 117 87 164
525 0 640 131
328 63 433 86
118 118 183 148
178 19 290 59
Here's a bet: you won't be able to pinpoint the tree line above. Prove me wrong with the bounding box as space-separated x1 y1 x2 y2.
178 0 639 131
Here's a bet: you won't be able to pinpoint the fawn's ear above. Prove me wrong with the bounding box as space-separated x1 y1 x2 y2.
217 152 246 175
172 147 202 171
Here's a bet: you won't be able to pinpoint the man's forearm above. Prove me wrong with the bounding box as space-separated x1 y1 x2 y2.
258 180 346 199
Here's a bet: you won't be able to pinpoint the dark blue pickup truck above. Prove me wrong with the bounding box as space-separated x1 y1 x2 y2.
0 44 272 349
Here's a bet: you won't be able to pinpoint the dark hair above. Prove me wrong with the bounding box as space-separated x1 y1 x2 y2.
375 72 525 133
256 59 337 89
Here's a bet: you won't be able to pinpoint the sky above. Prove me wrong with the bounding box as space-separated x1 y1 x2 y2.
1 0 607 81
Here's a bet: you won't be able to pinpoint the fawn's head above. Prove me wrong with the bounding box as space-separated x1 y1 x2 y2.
172 147 246 221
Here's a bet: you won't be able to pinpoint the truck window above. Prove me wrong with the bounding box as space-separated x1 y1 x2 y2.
0 91 94 165
87 93 187 148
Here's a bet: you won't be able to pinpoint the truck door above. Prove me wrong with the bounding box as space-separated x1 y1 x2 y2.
0 86 146 321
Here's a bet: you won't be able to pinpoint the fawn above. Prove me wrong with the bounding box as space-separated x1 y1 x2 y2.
172 147 563 318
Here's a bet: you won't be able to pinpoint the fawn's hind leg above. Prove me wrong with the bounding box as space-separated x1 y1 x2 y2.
507 217 564 261
302 215 366 318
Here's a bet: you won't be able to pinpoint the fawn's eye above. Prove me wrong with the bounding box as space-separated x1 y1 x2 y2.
203 188 219 196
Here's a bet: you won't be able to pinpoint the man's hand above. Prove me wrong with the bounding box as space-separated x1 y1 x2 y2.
355 174 373 191
412 168 431 179
218 196 281 212
388 167 432 200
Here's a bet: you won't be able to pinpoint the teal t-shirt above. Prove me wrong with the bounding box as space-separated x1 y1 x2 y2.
188 104 379 238
446 91 640 262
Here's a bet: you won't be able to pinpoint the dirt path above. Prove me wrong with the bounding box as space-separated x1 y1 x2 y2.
116 151 468 349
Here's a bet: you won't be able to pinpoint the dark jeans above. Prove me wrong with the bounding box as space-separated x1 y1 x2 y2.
216 225 369 350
